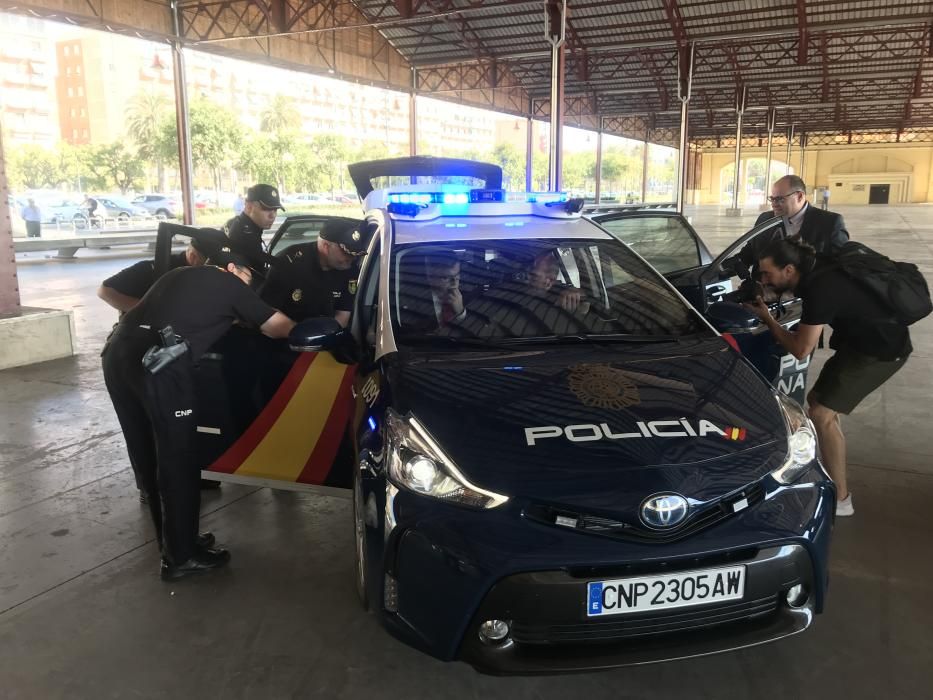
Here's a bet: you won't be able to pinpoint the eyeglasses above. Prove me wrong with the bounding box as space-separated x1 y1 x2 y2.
767 191 802 204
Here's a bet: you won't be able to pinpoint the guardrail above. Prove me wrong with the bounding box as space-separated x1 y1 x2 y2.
14 217 287 258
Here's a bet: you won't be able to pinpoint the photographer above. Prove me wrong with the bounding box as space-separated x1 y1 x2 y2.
745 238 912 517
101 245 295 580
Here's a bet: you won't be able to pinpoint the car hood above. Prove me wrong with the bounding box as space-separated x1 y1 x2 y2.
391 337 788 512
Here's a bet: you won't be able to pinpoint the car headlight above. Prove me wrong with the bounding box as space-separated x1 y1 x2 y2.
771 393 818 484
385 409 508 509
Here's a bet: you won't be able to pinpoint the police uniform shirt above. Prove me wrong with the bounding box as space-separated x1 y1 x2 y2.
102 252 188 299
224 213 265 259
122 265 277 361
261 242 356 320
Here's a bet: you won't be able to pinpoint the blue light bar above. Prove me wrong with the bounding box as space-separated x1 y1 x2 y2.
525 192 569 203
386 190 505 206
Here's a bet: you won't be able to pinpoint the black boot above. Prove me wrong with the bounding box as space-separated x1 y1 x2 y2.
160 547 231 581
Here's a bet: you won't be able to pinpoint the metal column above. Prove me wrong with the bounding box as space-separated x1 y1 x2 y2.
763 108 776 210
0 128 20 315
171 1 195 225
525 113 534 191
786 124 795 176
545 0 566 191
675 44 694 212
727 86 747 216
594 120 603 204
799 131 807 182
640 129 651 203
410 68 418 158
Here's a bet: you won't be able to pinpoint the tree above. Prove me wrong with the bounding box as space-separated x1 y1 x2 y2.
125 91 173 191
260 94 301 135
307 134 349 195
491 142 525 190
7 145 59 190
83 143 145 193
161 98 242 201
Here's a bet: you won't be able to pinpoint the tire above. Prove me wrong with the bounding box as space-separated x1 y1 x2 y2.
118 212 130 221
353 468 369 610
155 208 170 219
73 214 89 230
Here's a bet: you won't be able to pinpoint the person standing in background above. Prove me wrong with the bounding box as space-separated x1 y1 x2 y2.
20 198 41 238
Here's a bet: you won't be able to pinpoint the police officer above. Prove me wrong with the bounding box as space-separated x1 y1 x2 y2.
101 244 296 580
260 217 370 326
97 228 227 314
224 184 285 259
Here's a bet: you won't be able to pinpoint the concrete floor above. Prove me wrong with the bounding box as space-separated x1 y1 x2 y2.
1 204 932 699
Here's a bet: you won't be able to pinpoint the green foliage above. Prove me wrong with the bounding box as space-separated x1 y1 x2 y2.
82 143 146 193
7 144 59 190
125 92 172 161
491 142 525 190
260 94 301 135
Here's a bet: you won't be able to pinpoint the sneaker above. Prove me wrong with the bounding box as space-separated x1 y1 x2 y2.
836 493 854 517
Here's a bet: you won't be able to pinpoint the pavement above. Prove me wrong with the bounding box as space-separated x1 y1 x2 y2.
0 203 931 699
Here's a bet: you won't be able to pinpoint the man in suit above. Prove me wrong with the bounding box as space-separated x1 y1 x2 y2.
739 175 849 268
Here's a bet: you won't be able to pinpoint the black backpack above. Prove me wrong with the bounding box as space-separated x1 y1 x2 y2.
820 241 932 325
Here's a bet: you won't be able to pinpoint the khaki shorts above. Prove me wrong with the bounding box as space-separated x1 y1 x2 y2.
808 350 907 414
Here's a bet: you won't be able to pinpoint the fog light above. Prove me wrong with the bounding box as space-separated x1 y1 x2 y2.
384 574 398 612
785 583 808 608
478 619 511 645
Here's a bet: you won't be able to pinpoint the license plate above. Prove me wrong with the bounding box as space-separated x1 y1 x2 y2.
587 565 745 617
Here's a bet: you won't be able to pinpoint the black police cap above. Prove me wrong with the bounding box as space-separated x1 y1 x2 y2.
246 184 285 210
188 227 229 256
319 217 370 256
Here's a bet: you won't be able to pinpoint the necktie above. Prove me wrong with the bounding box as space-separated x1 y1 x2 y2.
440 302 456 325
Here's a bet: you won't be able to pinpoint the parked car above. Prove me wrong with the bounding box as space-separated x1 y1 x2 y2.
153 157 834 674
92 196 153 220
131 193 180 219
33 194 90 227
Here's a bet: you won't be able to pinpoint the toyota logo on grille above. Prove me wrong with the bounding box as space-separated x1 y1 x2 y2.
640 493 689 529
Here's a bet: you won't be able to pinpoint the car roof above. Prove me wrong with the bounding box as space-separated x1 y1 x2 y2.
393 214 611 245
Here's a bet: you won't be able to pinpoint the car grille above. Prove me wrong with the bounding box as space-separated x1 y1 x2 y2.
525 483 766 544
511 593 779 645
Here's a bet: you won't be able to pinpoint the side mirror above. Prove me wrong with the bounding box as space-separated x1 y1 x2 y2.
705 300 760 332
289 317 349 352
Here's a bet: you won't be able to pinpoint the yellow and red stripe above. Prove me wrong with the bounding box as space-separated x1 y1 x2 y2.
722 426 747 441
207 352 356 484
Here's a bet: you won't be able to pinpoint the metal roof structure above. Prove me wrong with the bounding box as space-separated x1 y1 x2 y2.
344 0 933 146
3 1 931 146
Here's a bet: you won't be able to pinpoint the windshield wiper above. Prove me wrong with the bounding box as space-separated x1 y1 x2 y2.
396 335 524 351
505 333 695 345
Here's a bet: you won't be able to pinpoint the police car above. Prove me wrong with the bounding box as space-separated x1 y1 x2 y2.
156 158 834 673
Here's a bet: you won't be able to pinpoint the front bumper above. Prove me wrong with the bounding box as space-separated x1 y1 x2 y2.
459 544 814 674
377 476 834 673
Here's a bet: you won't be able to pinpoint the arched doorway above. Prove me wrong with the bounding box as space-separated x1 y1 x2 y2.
720 159 792 206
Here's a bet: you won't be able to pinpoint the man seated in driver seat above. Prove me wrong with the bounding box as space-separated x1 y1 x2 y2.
260 217 370 326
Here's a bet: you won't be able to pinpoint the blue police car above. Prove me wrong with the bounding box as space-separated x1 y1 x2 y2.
279 158 836 673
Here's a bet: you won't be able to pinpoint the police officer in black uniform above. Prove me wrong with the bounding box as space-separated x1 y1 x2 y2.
261 217 370 326
97 229 227 314
101 244 296 580
224 184 285 260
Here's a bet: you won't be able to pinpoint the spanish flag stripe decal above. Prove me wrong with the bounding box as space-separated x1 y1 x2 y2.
233 352 350 481
208 353 316 474
296 367 357 484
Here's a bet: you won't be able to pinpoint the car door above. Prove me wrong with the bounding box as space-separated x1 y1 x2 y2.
592 213 808 402
153 220 359 493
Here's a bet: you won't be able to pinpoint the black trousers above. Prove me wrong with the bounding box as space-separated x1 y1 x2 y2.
25 221 40 237
102 328 202 564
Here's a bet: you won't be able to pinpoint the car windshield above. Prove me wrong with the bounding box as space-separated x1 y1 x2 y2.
389 238 710 343
596 215 701 275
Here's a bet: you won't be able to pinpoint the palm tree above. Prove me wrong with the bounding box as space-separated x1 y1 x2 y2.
125 92 172 191
260 94 301 135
